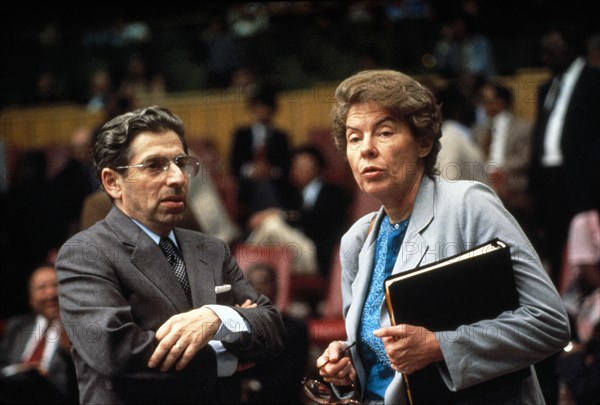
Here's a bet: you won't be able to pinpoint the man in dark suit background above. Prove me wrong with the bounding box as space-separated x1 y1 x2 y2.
55 106 285 404
245 145 353 278
285 145 352 277
473 81 535 238
528 25 600 405
0 264 78 404
229 86 291 230
529 24 600 287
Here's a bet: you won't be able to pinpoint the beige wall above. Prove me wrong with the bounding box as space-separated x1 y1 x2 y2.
0 69 549 164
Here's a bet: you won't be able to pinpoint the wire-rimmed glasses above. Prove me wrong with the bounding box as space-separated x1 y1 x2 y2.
301 378 362 404
302 342 361 404
115 155 200 177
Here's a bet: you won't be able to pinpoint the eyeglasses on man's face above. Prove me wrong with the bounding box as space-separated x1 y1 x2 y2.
116 155 200 177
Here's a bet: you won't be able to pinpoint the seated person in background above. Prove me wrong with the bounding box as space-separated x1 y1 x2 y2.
229 86 291 229
0 264 78 404
186 140 242 246
557 209 600 405
247 145 352 278
560 210 600 342
49 126 99 241
286 145 352 277
473 81 534 236
240 262 309 404
435 83 486 183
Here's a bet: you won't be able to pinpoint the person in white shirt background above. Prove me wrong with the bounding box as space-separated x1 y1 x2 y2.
473 81 535 240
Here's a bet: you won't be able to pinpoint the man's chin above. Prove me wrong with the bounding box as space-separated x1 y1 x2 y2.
42 309 60 320
162 211 186 225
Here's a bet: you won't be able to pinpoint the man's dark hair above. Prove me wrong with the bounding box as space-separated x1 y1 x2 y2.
93 106 187 182
291 144 326 171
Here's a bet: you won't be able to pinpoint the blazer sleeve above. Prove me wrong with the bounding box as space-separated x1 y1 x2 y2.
56 231 168 377
434 182 571 390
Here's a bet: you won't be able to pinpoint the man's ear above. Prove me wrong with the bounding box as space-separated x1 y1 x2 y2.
101 168 122 200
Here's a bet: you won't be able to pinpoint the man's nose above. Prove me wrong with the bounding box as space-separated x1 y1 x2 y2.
166 162 187 184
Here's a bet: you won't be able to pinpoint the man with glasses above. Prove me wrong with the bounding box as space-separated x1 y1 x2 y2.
55 106 285 404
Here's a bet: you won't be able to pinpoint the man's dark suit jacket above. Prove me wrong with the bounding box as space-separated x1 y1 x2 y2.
529 63 600 217
229 126 291 182
55 207 285 404
0 313 78 404
286 182 352 276
229 126 292 225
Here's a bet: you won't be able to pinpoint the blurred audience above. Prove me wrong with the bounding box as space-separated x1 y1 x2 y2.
229 65 259 96
86 68 115 113
200 15 242 89
528 24 600 405
30 71 67 106
473 81 535 236
286 145 352 277
0 264 78 404
528 24 600 287
435 83 486 183
240 262 309 404
557 209 600 405
82 15 151 49
117 53 165 108
227 2 270 39
4 151 56 292
587 33 600 68
49 127 99 241
560 210 600 337
229 85 291 230
433 9 497 80
186 140 242 245
245 210 318 276
249 145 352 277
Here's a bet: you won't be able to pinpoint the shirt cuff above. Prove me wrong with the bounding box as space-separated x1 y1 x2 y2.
208 341 238 377
204 304 251 343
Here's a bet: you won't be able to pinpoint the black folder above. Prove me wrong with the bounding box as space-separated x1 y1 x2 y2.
384 238 519 330
383 238 528 404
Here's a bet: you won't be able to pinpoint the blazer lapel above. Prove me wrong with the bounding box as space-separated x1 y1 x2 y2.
346 177 436 337
345 209 383 342
393 176 435 275
105 207 191 312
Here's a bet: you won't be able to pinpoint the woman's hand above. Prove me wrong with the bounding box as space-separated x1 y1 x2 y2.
316 341 356 386
374 324 443 374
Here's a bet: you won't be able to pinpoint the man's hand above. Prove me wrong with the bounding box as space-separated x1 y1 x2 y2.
147 307 221 372
247 208 283 230
373 324 443 374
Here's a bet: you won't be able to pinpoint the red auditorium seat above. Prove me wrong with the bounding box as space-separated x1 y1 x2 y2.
233 243 293 313
308 245 347 346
